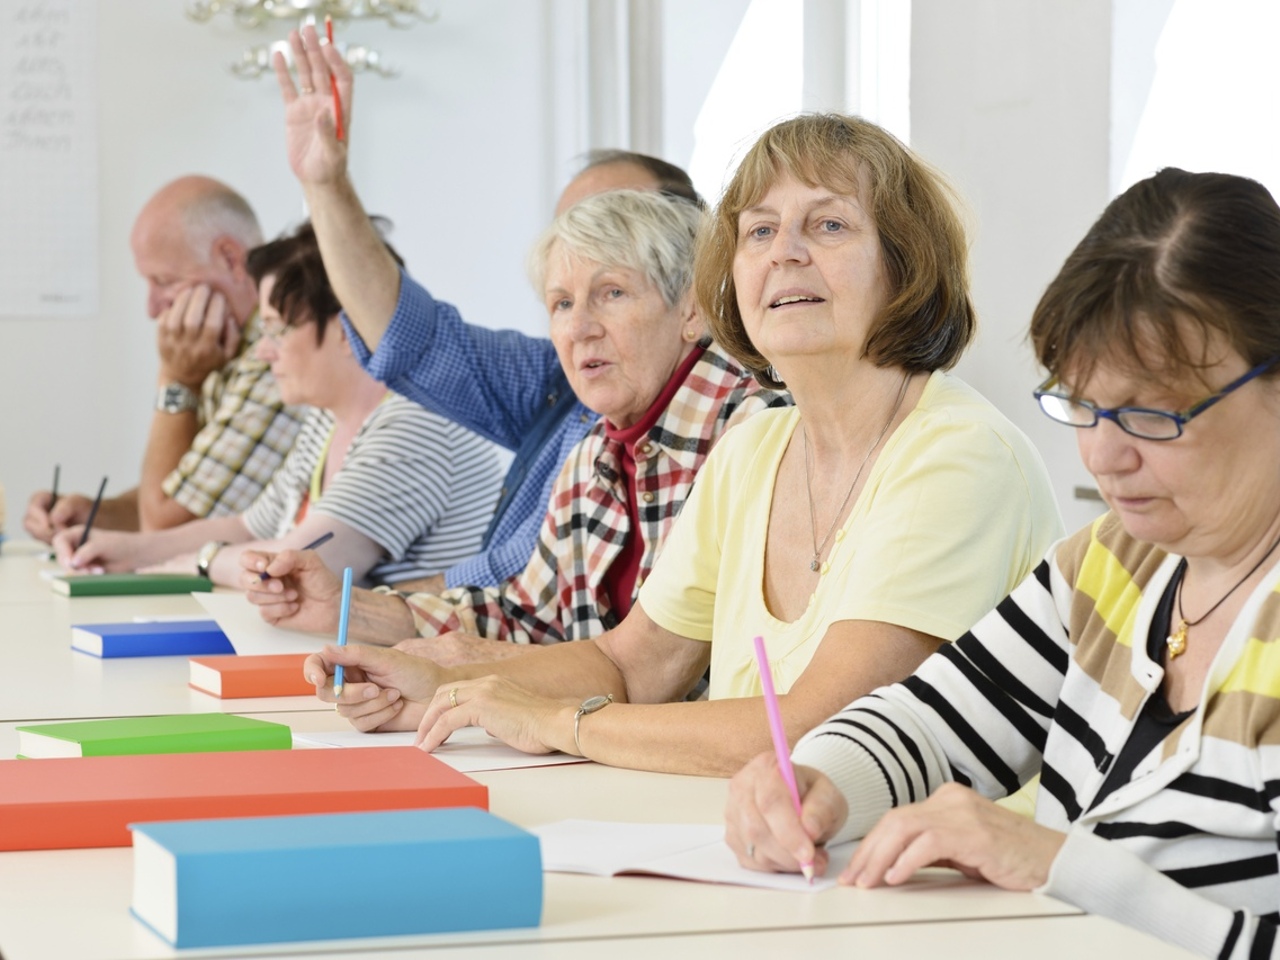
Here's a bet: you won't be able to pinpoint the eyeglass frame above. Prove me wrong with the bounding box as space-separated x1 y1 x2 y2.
1032 354 1280 441
259 314 309 342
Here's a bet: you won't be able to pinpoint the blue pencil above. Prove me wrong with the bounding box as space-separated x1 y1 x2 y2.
332 566 354 700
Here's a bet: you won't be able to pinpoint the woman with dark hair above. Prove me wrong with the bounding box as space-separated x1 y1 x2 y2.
298 114 1060 778
726 168 1280 959
54 222 502 589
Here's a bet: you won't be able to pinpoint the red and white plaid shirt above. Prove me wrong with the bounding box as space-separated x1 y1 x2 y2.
403 341 789 645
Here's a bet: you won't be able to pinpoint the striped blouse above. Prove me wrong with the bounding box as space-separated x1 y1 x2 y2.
793 513 1280 959
242 394 501 586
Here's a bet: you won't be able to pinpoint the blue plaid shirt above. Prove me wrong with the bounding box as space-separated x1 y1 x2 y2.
343 270 596 588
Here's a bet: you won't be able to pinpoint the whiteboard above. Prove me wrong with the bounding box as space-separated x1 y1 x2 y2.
0 0 98 317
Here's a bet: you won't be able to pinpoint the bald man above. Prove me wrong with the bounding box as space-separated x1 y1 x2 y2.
24 176 304 542
256 26 701 597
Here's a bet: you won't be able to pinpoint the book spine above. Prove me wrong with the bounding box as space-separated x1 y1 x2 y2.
168 833 541 946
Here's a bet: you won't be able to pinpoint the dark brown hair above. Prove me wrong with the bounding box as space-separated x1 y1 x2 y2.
246 219 403 343
694 113 975 387
1031 168 1280 388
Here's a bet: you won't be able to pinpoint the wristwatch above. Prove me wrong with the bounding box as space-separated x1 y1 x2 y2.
573 694 614 757
156 382 199 414
196 540 228 579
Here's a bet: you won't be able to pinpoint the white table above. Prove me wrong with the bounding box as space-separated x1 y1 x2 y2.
0 548 1199 960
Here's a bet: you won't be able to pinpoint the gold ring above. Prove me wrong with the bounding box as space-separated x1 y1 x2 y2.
300 86 315 95
449 688 459 709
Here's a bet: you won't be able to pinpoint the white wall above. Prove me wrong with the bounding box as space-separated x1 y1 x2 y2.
1 0 557 523
2 0 1127 536
911 0 1113 533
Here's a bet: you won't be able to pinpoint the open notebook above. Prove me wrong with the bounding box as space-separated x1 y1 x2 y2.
532 819 856 892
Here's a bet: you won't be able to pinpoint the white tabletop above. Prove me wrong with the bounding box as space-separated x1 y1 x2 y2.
0 549 1197 960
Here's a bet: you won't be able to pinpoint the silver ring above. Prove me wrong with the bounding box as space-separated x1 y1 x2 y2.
449 688 459 709
746 843 756 859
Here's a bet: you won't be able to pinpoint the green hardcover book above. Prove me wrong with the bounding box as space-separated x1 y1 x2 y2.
49 572 214 597
15 714 292 759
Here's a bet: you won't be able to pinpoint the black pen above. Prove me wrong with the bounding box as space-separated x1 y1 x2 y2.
258 530 335 581
77 476 108 550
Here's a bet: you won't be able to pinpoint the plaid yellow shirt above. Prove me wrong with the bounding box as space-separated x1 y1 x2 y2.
162 317 305 518
403 342 789 645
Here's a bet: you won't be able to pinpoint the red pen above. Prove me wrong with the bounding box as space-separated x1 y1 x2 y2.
326 16 345 142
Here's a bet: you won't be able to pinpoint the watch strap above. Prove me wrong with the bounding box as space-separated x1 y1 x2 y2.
156 382 199 414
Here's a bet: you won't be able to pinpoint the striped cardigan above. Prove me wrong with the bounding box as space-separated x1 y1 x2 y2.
794 512 1280 959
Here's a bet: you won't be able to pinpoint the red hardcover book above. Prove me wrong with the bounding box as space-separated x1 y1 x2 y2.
0 747 487 851
189 654 314 698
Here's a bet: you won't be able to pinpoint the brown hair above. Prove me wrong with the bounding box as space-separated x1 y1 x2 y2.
1031 167 1280 388
246 219 403 343
694 113 975 387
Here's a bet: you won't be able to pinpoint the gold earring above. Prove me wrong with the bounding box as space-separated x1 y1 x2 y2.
683 328 700 342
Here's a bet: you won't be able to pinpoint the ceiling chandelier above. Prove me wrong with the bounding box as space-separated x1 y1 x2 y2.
184 1 439 79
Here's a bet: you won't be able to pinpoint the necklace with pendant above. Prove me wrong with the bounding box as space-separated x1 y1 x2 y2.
1167 529 1280 658
803 373 911 573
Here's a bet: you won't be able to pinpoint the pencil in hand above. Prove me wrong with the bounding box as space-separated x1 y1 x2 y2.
258 530 335 582
77 476 109 551
332 565 354 701
325 15 345 142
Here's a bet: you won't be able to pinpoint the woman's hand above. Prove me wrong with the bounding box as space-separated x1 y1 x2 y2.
843 783 1065 890
725 752 848 876
273 25 352 187
303 643 449 732
394 631 536 666
240 548 342 632
53 527 146 574
415 676 576 756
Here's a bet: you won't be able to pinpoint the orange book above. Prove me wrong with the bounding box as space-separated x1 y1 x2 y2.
0 746 487 851
189 654 314 698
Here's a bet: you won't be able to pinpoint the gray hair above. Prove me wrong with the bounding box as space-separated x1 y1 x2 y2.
529 189 703 308
181 186 263 263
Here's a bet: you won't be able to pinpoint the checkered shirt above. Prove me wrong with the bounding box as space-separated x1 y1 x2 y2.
162 317 305 518
402 342 790 645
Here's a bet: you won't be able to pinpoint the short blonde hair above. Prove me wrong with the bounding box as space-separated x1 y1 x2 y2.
694 114 975 387
530 190 703 308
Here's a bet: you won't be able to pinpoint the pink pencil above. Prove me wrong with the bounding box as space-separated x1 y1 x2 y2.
752 635 815 883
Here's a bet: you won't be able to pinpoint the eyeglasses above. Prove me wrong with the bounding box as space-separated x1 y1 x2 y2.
1033 355 1280 441
260 316 296 342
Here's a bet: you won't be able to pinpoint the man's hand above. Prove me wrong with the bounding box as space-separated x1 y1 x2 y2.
156 283 237 387
24 491 92 543
274 26 353 187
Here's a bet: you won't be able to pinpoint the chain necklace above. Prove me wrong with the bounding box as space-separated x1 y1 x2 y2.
1167 529 1280 658
802 373 911 573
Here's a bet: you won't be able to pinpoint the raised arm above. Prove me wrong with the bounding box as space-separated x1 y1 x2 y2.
273 26 399 350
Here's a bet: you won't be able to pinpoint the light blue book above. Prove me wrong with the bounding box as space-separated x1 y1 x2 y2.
130 807 542 948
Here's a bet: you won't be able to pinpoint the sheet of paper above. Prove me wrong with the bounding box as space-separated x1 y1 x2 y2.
291 725 591 773
532 819 853 892
193 592 329 655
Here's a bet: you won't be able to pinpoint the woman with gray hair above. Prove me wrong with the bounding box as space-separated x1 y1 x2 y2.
245 189 786 658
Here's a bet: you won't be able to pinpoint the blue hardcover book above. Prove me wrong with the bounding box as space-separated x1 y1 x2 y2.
130 807 542 948
71 620 234 658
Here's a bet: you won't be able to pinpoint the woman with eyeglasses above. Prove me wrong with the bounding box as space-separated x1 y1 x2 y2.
52 221 502 589
725 168 1280 959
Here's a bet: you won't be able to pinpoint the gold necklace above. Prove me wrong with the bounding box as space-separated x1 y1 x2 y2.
802 373 910 573
1167 530 1280 658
